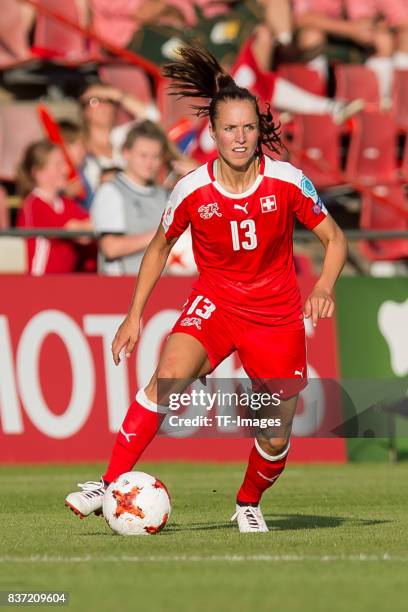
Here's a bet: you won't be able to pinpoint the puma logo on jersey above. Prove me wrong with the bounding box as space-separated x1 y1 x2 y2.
260 195 277 213
120 427 137 443
294 368 305 379
198 202 222 219
257 471 279 484
234 202 249 214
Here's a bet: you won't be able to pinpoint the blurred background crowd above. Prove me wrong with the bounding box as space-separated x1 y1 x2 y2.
1 0 408 277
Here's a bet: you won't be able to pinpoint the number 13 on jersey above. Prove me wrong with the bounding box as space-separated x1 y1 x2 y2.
230 219 258 251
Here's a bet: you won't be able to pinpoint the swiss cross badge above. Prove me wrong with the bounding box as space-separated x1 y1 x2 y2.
260 195 277 213
198 202 222 219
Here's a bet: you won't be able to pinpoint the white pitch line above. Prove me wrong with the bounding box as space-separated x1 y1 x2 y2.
0 554 406 563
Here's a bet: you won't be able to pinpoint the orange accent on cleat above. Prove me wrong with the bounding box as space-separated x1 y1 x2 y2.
65 500 85 519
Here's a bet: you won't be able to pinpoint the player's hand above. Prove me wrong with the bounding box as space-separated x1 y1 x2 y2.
303 288 335 328
111 316 141 365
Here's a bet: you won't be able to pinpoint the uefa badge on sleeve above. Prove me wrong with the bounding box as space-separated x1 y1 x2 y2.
301 175 318 201
313 197 324 215
260 195 277 213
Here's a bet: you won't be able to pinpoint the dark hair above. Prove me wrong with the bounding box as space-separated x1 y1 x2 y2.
17 140 57 197
123 120 168 153
162 45 283 156
58 120 84 144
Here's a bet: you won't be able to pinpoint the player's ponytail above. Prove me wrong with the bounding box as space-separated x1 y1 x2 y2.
162 44 283 156
162 45 234 107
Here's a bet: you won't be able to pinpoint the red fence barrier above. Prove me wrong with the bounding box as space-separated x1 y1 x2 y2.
0 274 346 463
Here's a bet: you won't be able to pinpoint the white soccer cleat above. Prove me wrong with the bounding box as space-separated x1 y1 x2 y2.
65 480 106 519
230 504 269 533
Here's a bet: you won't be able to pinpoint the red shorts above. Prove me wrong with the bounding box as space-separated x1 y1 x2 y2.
171 292 307 398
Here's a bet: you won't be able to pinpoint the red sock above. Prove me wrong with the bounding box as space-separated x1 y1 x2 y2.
236 440 289 505
103 389 166 484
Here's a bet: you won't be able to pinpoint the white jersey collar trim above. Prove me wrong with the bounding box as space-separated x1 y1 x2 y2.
211 158 264 200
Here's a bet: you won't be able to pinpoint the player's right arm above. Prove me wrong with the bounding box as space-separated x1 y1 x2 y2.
111 226 178 365
111 178 192 365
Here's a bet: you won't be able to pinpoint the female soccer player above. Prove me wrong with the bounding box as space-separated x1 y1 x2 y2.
66 46 347 532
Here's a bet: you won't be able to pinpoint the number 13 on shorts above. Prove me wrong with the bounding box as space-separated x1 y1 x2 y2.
187 295 216 319
230 220 257 251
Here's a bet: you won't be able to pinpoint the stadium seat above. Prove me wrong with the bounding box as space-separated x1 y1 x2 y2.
0 104 44 181
158 80 204 130
345 111 398 186
33 0 92 62
393 70 408 132
99 65 154 104
288 114 343 189
360 184 408 261
401 133 408 182
0 237 27 273
99 64 155 124
162 94 203 130
294 252 314 276
278 64 326 96
335 65 380 110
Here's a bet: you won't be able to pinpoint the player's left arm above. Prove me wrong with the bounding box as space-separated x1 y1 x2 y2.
303 215 348 327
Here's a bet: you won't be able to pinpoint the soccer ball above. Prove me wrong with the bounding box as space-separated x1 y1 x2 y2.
103 471 171 536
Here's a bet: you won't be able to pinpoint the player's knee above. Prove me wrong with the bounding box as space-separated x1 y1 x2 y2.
156 361 185 382
257 436 289 456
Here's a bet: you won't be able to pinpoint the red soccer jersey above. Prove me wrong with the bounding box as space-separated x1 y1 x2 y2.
162 155 328 327
17 190 89 274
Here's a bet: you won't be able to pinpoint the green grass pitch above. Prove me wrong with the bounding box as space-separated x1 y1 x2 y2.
1 462 408 612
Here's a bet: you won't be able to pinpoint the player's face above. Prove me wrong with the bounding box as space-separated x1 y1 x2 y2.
210 99 259 169
124 137 163 185
33 148 69 192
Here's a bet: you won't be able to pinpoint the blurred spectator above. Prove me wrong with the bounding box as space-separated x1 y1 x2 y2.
90 0 233 48
58 120 94 210
90 0 188 50
90 0 236 64
91 121 168 275
237 24 362 119
16 140 94 275
294 0 408 102
259 0 294 52
80 83 160 191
